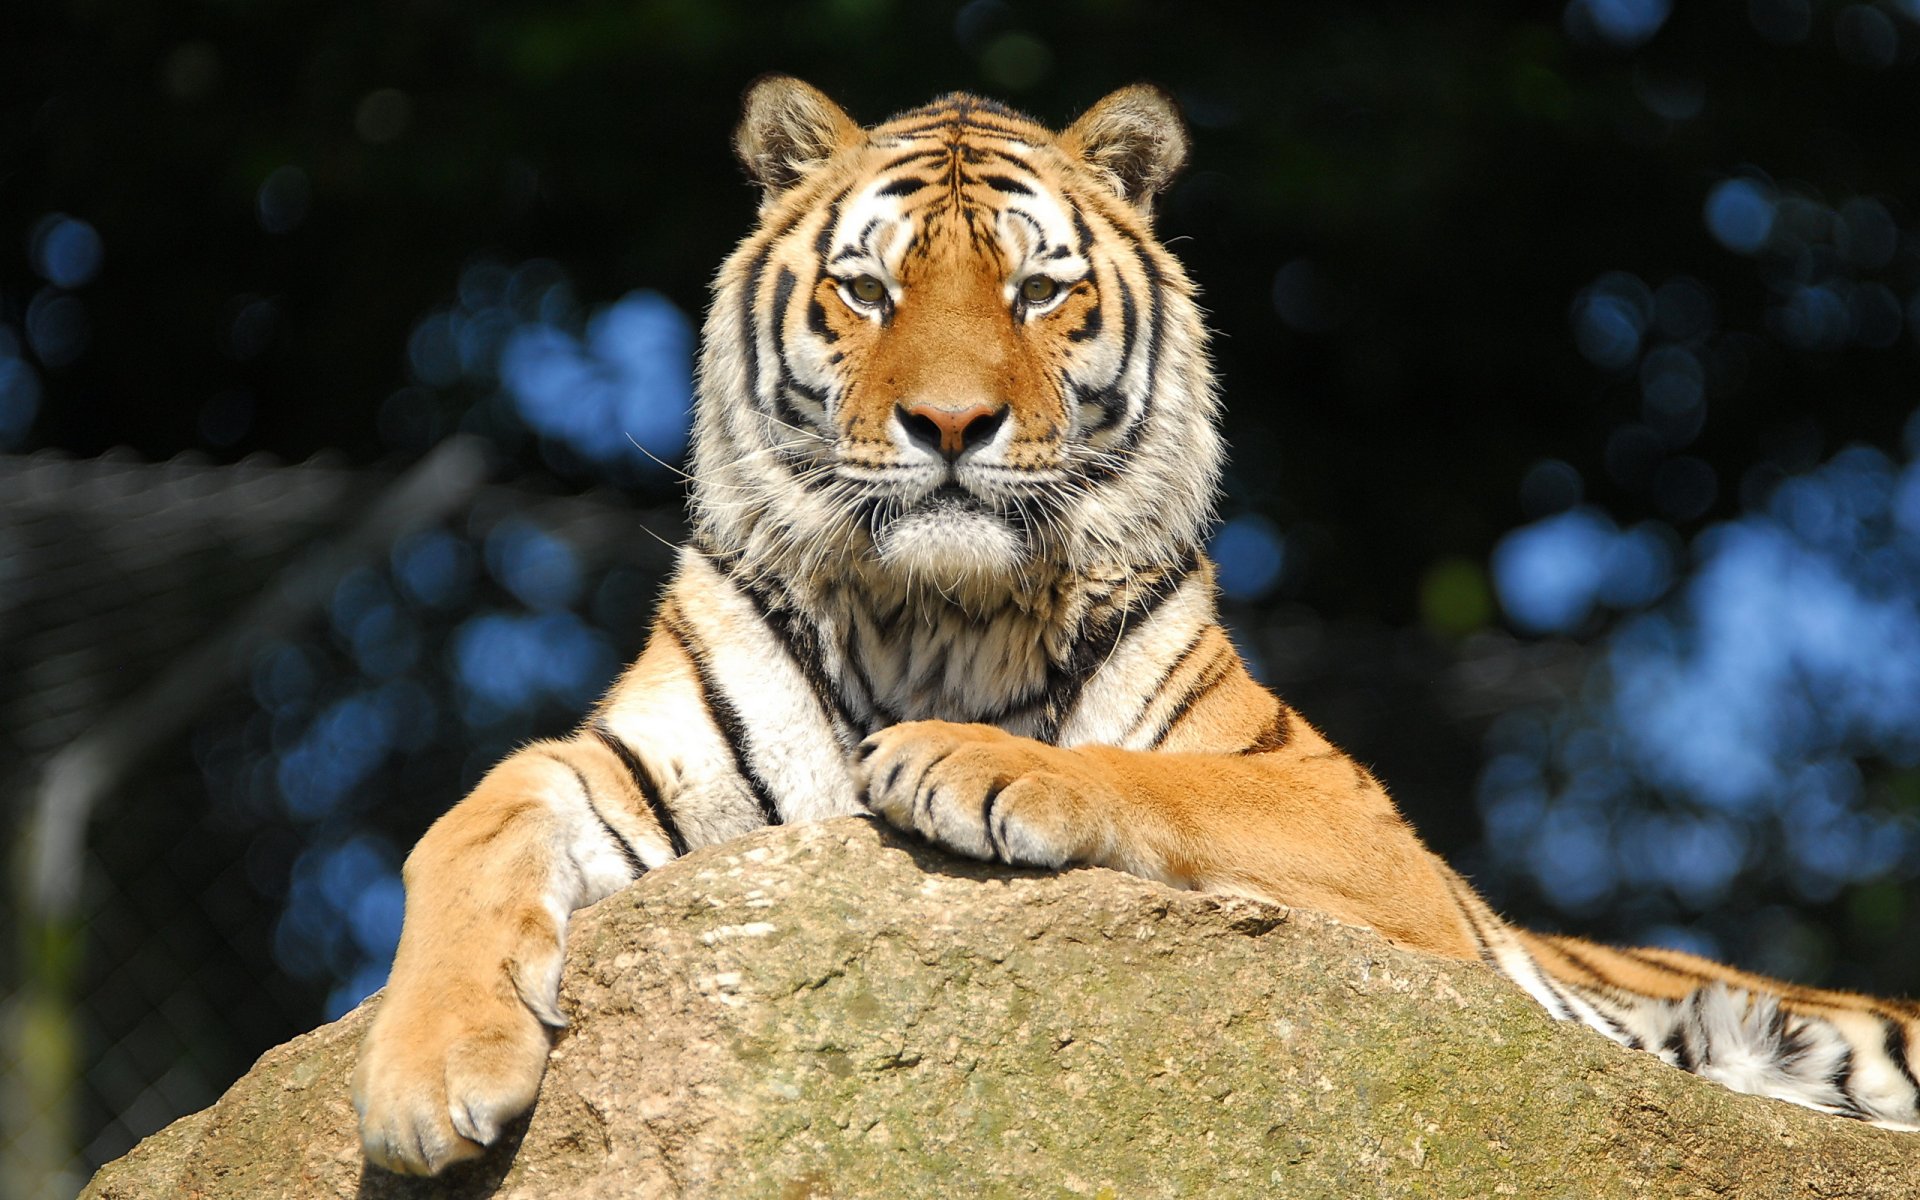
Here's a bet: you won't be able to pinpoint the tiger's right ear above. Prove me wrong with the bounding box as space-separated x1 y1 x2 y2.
734 75 861 200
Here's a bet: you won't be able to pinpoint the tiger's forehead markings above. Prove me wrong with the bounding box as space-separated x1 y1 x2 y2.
821 106 1079 275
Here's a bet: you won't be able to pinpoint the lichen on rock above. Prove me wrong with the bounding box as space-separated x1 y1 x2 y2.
83 818 1920 1199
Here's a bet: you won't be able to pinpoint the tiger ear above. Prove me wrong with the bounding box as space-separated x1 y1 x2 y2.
1061 84 1190 213
734 75 862 199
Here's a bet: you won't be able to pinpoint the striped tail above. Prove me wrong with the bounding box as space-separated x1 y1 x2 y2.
1441 866 1920 1129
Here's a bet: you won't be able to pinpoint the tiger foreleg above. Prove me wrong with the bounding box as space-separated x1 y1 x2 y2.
859 720 1480 961
351 736 660 1175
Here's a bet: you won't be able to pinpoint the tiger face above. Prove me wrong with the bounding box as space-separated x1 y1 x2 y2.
691 79 1224 597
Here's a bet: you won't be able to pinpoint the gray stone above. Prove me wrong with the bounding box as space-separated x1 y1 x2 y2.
82 817 1920 1198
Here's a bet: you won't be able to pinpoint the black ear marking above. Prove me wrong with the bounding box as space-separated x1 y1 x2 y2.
1061 84 1190 213
734 74 861 199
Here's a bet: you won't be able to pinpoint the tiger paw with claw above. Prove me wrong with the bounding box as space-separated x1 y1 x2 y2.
857 721 1128 870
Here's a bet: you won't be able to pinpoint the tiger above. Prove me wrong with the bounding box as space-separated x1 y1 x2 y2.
350 75 1920 1175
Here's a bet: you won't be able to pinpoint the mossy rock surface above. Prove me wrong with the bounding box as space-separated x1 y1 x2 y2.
84 818 1920 1198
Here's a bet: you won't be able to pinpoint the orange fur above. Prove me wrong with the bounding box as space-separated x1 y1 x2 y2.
355 78 1920 1174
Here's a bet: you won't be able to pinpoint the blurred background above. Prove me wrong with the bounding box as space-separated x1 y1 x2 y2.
5 0 1920 1193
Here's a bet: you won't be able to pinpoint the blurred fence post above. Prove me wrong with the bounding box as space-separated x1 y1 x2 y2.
2 436 490 1200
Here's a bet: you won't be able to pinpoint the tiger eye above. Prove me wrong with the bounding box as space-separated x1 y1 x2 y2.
849 275 887 305
1021 276 1059 305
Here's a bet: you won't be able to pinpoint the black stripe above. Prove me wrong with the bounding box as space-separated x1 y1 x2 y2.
722 562 865 742
1147 646 1236 749
875 148 948 172
588 721 689 858
1069 203 1095 260
1078 266 1138 445
1241 706 1293 755
877 175 930 197
806 295 837 344
1122 625 1214 747
739 195 832 415
1611 945 1715 988
981 782 1010 863
1065 294 1103 343
1065 197 1163 472
1667 1013 1699 1072
1106 218 1165 457
1884 1018 1920 1097
543 752 646 878
1828 1044 1859 1113
1437 870 1502 970
771 266 798 331
769 266 809 430
961 143 1037 172
661 609 784 827
1540 936 1624 990
1560 981 1636 1045
812 192 846 259
978 173 1032 195
1037 548 1198 742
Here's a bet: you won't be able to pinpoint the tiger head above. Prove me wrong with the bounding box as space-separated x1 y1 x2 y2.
690 76 1222 601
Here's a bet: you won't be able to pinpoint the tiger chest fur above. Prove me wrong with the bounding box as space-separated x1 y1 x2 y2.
350 76 1920 1177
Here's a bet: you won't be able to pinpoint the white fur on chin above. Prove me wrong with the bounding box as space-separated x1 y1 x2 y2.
874 508 1026 591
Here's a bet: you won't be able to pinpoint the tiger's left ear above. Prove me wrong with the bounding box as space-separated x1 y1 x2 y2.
1061 85 1190 214
734 75 862 202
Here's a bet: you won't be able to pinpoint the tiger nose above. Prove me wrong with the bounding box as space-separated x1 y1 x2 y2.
894 401 1009 462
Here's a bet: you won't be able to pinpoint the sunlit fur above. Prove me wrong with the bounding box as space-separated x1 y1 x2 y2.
692 86 1219 609
353 79 1920 1177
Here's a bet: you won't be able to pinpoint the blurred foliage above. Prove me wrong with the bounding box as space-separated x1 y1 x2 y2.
7 0 1920 1179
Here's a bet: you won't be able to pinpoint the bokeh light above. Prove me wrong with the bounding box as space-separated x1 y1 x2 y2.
0 328 42 449
1210 513 1287 602
1481 438 1920 937
27 215 104 289
408 261 695 480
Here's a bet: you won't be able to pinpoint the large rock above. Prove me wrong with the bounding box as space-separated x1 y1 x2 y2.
84 818 1920 1198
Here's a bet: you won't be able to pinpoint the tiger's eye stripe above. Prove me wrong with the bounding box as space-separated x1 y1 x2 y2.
804 293 837 344
658 608 785 827
978 173 1033 195
1065 295 1104 343
877 175 931 197
586 721 689 858
541 751 647 878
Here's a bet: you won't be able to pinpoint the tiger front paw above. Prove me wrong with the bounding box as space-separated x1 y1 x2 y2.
351 947 561 1175
856 721 1122 868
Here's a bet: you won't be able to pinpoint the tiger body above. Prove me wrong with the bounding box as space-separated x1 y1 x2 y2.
352 78 1920 1175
